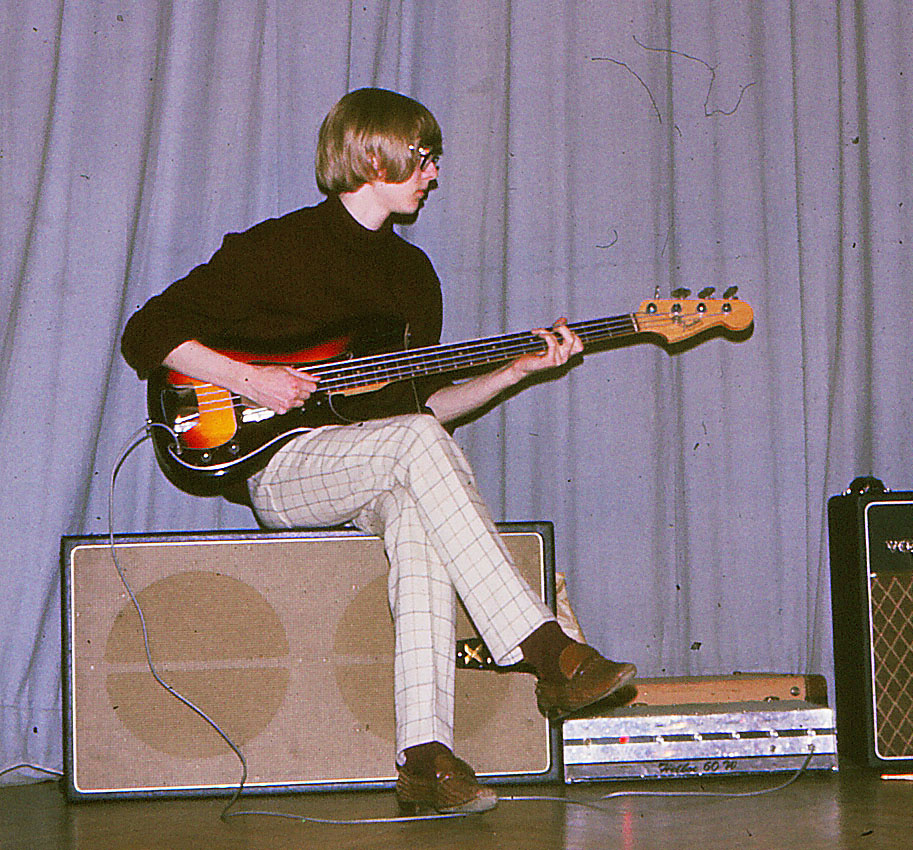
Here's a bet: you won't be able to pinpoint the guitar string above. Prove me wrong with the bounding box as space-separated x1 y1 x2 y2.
174 318 637 417
182 315 634 394
173 307 743 421
291 304 744 384
178 303 745 393
171 309 737 423
171 317 630 403
264 308 736 388
181 307 738 400
305 318 638 384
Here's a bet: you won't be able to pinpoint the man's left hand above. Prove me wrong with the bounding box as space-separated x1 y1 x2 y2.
511 318 583 377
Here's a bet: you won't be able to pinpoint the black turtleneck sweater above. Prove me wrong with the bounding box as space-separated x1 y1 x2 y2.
121 195 449 413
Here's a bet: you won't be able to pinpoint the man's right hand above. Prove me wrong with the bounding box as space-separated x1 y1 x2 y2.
162 339 319 416
240 364 320 414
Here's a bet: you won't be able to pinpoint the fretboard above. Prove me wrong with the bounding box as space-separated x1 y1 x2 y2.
304 314 639 393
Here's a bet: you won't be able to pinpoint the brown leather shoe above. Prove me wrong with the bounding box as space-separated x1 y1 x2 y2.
535 643 636 720
396 752 498 815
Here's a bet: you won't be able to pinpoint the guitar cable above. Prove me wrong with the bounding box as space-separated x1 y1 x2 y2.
107 424 819 828
108 423 249 820
107 422 469 824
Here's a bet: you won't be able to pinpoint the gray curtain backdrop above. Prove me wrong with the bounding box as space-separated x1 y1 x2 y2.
2 0 910 783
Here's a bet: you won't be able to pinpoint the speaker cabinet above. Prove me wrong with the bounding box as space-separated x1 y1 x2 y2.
61 523 560 800
827 488 913 769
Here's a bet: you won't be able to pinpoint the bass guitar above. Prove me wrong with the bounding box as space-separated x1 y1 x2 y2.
147 295 753 493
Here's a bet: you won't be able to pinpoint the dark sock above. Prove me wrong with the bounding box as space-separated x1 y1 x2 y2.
401 741 452 777
520 620 576 681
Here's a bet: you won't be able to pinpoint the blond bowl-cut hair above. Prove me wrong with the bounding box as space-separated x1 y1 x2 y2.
315 88 442 194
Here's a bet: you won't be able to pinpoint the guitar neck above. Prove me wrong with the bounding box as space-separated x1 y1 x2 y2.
306 314 638 393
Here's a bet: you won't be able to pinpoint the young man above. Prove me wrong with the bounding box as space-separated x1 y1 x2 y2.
121 87 635 815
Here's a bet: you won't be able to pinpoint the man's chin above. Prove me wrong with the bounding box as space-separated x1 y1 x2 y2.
391 198 425 225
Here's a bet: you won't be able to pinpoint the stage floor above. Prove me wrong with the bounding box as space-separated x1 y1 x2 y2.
1 764 909 849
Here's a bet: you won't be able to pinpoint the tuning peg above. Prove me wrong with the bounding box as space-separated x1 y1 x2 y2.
723 285 739 299
671 287 691 299
698 287 715 299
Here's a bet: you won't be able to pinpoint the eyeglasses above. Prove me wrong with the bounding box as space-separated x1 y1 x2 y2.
408 144 441 171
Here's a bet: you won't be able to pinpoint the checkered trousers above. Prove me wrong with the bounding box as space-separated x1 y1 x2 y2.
247 413 554 759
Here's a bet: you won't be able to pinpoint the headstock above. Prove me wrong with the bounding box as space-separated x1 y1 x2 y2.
635 291 753 345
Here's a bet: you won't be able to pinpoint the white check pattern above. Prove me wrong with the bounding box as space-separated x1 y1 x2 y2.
247 414 554 759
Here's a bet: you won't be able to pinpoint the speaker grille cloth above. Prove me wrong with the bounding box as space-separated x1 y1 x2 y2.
65 530 552 795
871 573 913 758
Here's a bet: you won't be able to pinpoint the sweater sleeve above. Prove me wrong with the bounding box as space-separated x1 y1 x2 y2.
121 228 273 379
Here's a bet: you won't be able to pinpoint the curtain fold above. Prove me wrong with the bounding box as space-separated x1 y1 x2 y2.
2 0 911 784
